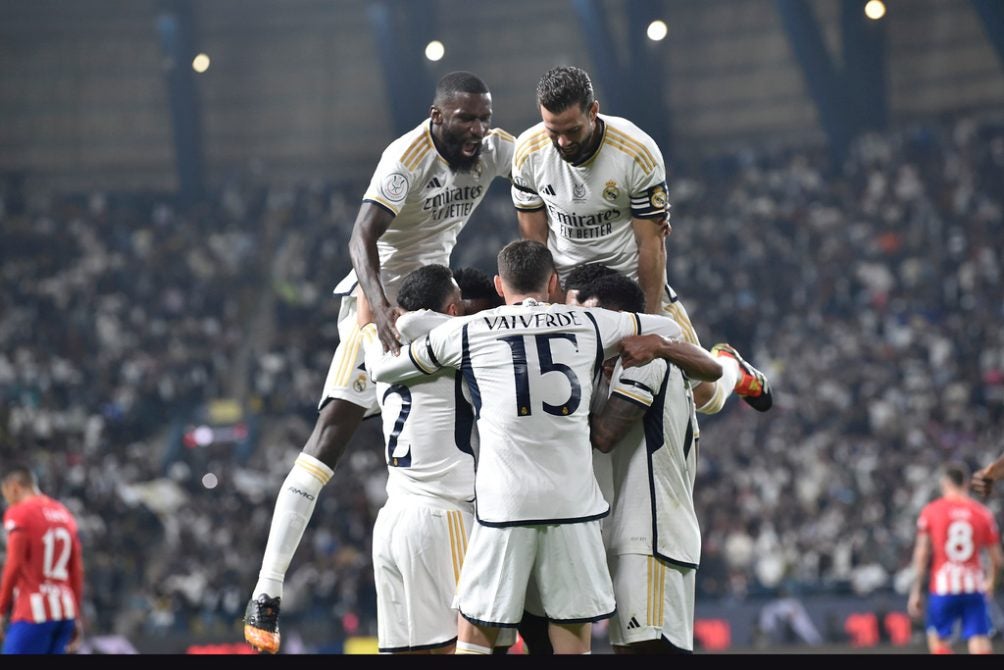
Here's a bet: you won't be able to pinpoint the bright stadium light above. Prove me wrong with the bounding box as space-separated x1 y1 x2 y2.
864 0 886 20
202 473 219 489
425 40 445 62
647 20 668 42
192 52 211 73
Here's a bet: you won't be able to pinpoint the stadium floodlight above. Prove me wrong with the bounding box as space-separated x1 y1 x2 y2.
425 40 445 62
192 52 211 73
864 0 886 20
647 20 668 42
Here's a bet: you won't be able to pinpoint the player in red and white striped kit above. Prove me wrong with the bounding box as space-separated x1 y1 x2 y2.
908 461 1003 654
0 464 84 654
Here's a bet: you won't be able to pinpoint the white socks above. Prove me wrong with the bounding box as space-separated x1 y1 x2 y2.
455 641 492 655
253 453 334 600
697 355 740 415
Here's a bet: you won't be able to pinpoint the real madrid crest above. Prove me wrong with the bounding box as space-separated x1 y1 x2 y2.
602 180 620 203
353 374 367 393
650 185 668 210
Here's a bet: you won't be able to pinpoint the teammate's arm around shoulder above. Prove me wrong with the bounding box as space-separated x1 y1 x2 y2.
369 315 466 384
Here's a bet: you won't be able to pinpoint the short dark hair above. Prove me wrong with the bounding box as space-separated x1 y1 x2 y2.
453 267 503 308
497 240 555 294
2 463 37 488
396 265 457 312
433 71 489 107
943 461 970 488
536 66 594 114
576 273 645 313
564 262 619 294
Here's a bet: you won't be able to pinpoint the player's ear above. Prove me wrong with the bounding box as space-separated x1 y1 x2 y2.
588 100 599 121
430 105 443 125
493 275 505 298
547 272 561 298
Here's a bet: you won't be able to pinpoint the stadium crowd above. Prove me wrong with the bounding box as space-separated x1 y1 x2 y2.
0 113 1002 644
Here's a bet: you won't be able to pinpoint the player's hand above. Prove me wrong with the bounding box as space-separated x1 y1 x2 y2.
907 590 924 620
66 617 84 653
0 614 6 646
619 334 666 368
373 302 404 355
972 468 995 498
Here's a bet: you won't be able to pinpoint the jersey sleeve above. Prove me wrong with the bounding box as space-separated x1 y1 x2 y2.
369 317 465 383
917 505 931 534
362 145 416 217
511 134 545 211
610 359 667 410
489 128 516 181
591 309 683 360
0 511 28 617
627 136 669 220
636 312 683 341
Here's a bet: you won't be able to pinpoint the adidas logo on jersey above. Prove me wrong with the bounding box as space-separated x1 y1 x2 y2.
541 184 557 196
627 616 641 630
426 177 443 190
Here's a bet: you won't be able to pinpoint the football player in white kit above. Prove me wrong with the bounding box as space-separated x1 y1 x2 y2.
576 272 705 654
363 265 506 654
244 71 515 654
511 66 772 419
370 241 716 654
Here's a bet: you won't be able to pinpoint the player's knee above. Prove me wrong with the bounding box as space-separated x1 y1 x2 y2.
304 398 368 466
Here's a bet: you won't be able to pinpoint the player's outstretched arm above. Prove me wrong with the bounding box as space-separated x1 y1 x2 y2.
972 453 1004 498
620 334 722 382
349 202 401 354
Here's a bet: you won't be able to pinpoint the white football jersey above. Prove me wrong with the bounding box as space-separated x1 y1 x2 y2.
336 121 515 302
381 300 683 526
511 114 668 283
602 359 701 567
363 311 477 509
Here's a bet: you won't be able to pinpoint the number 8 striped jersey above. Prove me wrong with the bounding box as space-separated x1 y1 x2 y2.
917 495 1000 595
374 299 683 526
0 494 83 623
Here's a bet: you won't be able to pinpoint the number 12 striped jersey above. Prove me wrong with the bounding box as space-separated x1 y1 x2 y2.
0 494 83 623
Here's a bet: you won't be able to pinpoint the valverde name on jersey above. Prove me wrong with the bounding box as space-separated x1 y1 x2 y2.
482 310 584 331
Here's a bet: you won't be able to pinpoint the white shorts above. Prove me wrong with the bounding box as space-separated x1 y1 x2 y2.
456 521 615 627
372 499 472 652
607 553 695 651
319 293 380 416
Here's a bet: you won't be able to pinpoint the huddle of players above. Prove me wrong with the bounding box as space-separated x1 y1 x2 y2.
243 65 774 655
364 247 725 655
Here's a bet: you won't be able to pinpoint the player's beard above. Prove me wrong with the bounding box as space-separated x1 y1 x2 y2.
440 130 483 173
554 123 600 165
